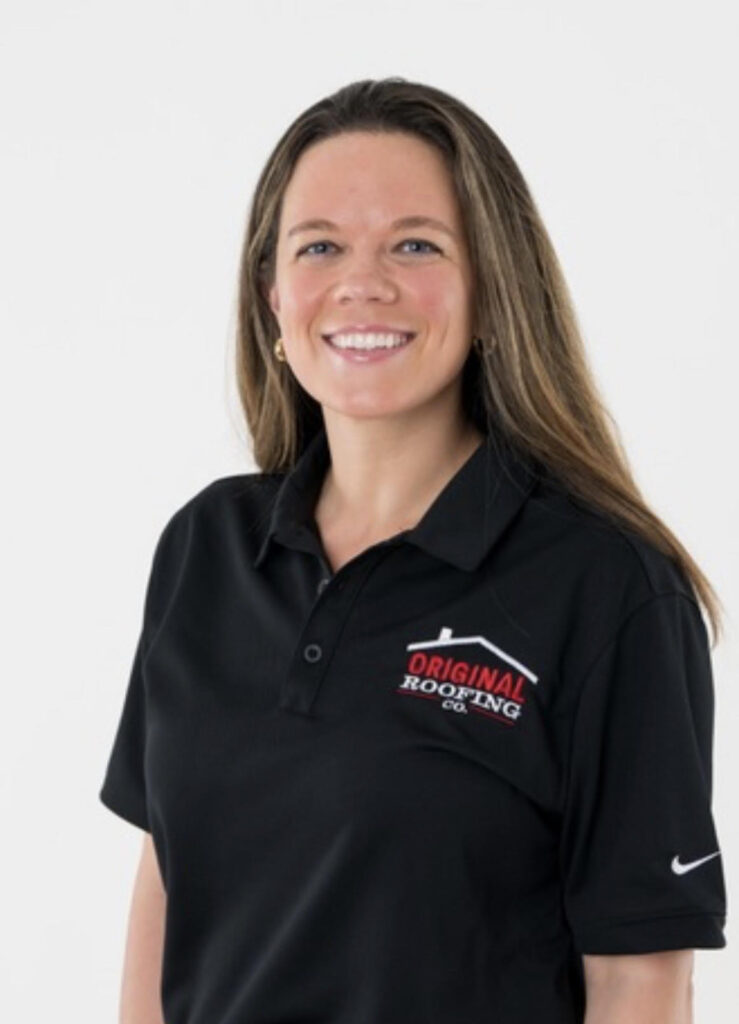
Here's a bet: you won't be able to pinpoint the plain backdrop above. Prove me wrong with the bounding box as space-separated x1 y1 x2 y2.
1 0 736 1020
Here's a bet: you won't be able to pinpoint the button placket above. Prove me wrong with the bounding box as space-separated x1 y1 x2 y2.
280 547 397 716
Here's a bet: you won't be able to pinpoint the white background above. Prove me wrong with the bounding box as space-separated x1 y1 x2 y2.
1 0 736 1019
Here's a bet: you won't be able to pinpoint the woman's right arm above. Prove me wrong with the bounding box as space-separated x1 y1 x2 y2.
119 833 167 1024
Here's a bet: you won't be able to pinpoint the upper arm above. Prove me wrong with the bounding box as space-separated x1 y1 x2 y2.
583 949 694 987
119 835 167 1024
583 950 694 1022
560 594 726 956
138 832 166 897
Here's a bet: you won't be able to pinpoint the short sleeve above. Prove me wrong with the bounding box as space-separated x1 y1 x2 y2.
98 508 187 831
560 591 727 954
99 630 150 830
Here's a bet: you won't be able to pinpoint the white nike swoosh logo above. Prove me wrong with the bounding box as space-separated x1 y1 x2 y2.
671 851 721 875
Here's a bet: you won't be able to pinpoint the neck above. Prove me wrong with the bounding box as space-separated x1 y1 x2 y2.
315 406 485 537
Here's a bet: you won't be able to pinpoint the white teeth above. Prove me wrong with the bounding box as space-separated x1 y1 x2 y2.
327 331 411 350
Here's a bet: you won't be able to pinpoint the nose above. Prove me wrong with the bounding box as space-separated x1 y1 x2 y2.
331 253 398 303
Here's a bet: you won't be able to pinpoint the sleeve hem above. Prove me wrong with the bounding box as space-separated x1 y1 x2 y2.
99 783 150 832
573 911 727 954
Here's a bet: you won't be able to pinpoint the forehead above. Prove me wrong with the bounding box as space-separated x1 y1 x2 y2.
279 131 461 232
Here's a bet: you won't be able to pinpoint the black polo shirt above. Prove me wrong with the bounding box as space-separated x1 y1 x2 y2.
99 422 727 1024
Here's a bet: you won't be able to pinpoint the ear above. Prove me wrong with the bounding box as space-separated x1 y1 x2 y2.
267 282 280 318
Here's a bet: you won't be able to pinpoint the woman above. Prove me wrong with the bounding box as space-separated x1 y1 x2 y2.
100 78 727 1023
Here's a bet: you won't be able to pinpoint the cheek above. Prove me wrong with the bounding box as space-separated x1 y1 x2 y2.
278 270 325 320
410 268 468 324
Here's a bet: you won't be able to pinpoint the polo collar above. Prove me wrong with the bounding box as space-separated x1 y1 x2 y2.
252 423 540 573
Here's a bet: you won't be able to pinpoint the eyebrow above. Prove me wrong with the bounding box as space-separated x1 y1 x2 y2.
286 215 458 240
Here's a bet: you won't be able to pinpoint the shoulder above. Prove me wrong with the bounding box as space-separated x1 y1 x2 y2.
150 470 284 563
528 475 691 598
166 470 282 523
515 475 705 699
522 473 697 605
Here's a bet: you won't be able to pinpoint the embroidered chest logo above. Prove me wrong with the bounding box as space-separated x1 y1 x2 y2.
396 626 538 727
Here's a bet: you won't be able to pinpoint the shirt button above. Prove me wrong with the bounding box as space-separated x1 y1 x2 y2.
303 643 323 663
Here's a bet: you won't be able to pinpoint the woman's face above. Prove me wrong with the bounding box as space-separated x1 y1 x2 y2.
268 130 475 422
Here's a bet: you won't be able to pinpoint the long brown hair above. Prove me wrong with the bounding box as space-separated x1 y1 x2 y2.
233 76 723 646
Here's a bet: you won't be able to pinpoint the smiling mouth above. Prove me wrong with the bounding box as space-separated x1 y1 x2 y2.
322 332 416 351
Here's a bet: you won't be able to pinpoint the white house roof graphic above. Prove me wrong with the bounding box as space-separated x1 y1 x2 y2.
406 626 538 684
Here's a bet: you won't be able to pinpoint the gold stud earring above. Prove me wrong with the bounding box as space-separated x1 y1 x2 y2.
274 337 286 362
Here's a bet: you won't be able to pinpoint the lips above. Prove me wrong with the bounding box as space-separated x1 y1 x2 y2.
321 330 416 362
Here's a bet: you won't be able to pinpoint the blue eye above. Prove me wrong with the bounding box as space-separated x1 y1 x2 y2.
297 241 338 256
398 238 441 254
296 238 442 257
